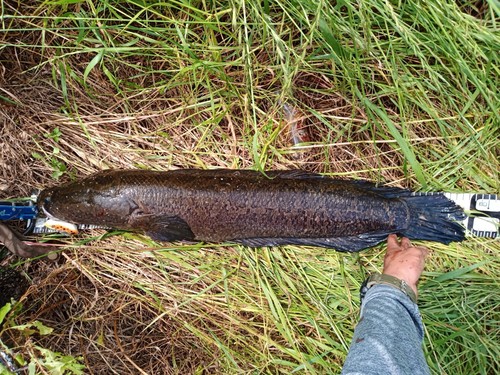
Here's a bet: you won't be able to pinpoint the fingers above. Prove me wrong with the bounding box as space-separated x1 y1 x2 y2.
386 234 400 253
385 235 429 261
401 237 412 249
387 235 426 252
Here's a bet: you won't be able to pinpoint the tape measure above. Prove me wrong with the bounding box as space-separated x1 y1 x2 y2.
444 193 499 238
412 193 499 238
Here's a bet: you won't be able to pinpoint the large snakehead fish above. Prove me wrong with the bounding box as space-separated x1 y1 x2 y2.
28 169 465 254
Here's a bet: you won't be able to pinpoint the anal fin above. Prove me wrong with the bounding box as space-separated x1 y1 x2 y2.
235 231 392 252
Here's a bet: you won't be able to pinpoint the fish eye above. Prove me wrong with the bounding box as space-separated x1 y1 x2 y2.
44 196 51 205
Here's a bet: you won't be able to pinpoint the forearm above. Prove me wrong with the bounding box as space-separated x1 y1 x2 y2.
341 285 430 375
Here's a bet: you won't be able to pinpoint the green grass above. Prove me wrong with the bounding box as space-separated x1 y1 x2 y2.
0 0 499 374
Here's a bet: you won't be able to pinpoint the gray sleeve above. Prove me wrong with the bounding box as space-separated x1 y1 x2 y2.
341 284 430 375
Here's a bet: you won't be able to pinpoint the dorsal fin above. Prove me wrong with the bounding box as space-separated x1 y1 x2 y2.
265 170 325 179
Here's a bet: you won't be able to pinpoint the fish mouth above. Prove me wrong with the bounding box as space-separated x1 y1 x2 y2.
40 205 55 219
37 190 56 219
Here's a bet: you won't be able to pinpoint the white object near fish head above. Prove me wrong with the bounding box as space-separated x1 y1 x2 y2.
44 219 79 235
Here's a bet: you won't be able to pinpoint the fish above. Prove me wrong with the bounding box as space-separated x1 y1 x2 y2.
35 169 466 252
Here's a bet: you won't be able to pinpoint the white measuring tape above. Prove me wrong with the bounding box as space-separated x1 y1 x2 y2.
411 192 499 238
444 193 499 238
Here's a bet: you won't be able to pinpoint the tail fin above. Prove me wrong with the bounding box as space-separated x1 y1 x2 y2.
401 194 466 244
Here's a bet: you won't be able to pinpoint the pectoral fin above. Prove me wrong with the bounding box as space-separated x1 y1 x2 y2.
128 212 195 242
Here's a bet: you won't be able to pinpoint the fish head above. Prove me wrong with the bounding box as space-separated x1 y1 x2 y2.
37 173 136 226
37 185 86 222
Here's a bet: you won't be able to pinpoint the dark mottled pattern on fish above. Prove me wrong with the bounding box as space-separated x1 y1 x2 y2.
37 169 466 252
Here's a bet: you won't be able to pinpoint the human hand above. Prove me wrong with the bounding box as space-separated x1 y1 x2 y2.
383 234 429 297
0 223 58 259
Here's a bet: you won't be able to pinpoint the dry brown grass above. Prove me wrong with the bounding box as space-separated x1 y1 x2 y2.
12 248 226 374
